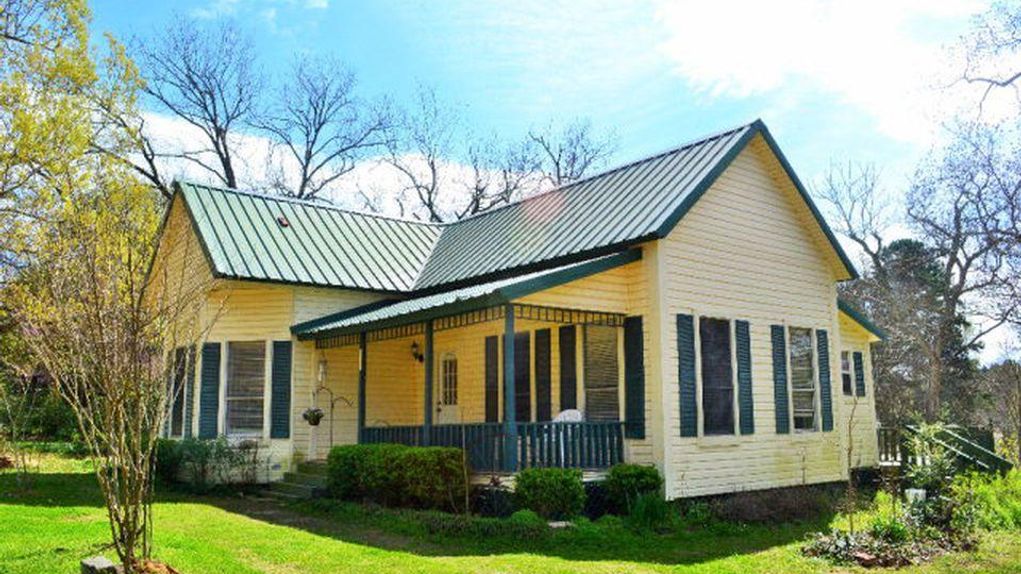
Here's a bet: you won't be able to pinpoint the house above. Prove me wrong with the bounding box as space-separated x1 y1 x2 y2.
149 119 884 499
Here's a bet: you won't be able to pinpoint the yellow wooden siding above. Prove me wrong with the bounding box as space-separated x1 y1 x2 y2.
657 135 844 498
837 313 880 468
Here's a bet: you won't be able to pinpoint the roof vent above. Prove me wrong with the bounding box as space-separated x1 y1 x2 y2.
276 215 290 228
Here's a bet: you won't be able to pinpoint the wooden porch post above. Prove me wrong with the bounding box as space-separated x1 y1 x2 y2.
502 304 518 471
423 320 434 446
357 332 367 443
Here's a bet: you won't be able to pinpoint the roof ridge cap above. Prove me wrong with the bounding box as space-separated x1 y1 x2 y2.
174 180 448 228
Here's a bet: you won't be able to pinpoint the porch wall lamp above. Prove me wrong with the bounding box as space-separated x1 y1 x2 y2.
410 341 424 363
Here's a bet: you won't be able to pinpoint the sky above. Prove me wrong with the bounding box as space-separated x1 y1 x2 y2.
89 0 1014 358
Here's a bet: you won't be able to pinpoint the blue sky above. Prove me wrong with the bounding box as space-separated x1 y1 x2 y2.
91 0 988 188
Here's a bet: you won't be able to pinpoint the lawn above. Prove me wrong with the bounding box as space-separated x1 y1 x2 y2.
1 455 1020 574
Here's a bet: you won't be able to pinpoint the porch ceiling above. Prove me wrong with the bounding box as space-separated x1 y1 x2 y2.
291 249 640 342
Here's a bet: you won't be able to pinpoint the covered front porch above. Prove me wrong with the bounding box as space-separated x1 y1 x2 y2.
294 251 646 473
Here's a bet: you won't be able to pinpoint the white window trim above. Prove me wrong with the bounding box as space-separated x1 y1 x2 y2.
785 325 821 434
693 314 742 441
440 352 458 406
219 340 271 441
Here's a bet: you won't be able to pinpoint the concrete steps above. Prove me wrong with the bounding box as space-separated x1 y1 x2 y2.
265 461 328 500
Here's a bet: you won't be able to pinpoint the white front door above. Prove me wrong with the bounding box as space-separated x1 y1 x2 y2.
436 352 460 425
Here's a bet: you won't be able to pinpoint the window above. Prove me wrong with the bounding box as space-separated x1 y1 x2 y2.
584 325 619 421
226 341 266 437
841 351 853 396
788 327 817 431
441 353 458 406
167 347 189 437
699 317 734 435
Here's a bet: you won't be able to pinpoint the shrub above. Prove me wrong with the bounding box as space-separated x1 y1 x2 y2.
604 464 663 513
679 501 715 529
952 470 1021 531
326 443 468 512
905 422 956 495
154 438 184 484
627 492 674 533
397 446 467 512
514 467 585 520
508 509 546 526
156 437 257 492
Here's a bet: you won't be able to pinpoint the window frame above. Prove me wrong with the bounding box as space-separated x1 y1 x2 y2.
222 340 270 440
840 350 853 396
440 352 458 406
785 326 820 433
697 315 738 436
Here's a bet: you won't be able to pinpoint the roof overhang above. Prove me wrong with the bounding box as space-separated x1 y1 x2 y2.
654 120 859 282
292 249 641 340
838 299 886 341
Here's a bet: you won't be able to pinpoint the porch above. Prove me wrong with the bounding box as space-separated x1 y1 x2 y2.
293 252 647 473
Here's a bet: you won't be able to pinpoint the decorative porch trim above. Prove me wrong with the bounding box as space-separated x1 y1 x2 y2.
314 303 627 348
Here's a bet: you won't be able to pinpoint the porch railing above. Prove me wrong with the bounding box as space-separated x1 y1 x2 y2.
361 421 625 472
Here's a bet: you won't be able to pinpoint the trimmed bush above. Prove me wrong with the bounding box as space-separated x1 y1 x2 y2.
514 467 585 520
326 443 468 512
604 464 663 513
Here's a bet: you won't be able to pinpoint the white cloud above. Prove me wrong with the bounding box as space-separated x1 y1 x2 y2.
653 0 987 144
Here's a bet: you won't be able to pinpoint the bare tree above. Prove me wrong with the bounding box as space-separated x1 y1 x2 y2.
135 16 262 189
817 162 893 276
528 119 616 188
906 121 1021 418
959 0 1021 110
981 353 1021 463
256 56 392 199
382 87 616 222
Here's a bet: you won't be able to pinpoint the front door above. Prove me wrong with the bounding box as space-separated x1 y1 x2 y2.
436 352 460 424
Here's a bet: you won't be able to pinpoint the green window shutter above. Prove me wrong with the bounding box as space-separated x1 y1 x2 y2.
771 325 790 434
558 326 577 410
624 316 646 439
817 330 833 432
736 320 754 435
535 329 552 422
514 332 531 422
484 336 499 422
270 341 292 439
853 351 866 397
184 345 196 438
199 342 221 439
677 314 697 437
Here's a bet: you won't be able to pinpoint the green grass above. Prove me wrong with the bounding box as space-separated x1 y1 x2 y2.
1 457 1020 574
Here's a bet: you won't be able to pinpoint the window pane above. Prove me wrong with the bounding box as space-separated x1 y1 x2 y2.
841 351 853 396
584 325 619 421
788 328 816 430
699 317 734 435
441 355 457 405
227 341 265 435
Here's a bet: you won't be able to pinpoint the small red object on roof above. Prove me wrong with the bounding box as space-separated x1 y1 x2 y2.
277 215 290 228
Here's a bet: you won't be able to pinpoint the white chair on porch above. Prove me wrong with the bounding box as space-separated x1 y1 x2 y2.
551 409 584 466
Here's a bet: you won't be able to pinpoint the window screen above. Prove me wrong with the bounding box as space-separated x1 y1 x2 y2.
584 325 619 421
226 341 266 436
700 317 734 435
789 328 817 431
441 353 458 406
841 351 853 396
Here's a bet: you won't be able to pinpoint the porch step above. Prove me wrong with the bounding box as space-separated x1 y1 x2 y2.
296 461 329 476
283 471 328 487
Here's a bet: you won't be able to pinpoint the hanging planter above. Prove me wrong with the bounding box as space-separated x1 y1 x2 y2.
302 407 325 426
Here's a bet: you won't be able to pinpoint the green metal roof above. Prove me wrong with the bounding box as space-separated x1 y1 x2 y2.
177 182 441 292
292 249 641 339
173 120 857 295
